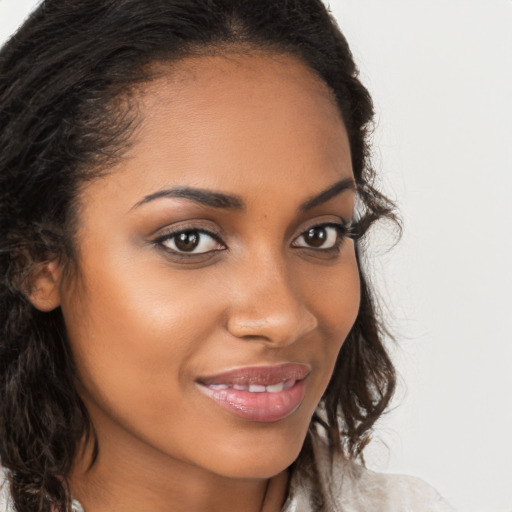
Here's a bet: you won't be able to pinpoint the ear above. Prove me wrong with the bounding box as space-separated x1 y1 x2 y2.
26 260 63 312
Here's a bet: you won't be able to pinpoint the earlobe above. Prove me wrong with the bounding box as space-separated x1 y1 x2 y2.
27 260 63 312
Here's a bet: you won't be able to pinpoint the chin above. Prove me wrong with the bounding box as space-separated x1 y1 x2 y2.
213 450 301 480
201 425 308 480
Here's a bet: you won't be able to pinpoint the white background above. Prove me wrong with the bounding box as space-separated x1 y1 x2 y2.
1 1 511 511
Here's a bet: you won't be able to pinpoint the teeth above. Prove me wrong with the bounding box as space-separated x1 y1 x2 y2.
283 379 295 390
207 380 297 392
248 384 266 393
265 382 285 393
209 384 229 390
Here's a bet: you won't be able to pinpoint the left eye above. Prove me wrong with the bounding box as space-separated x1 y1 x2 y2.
156 229 224 254
292 224 343 250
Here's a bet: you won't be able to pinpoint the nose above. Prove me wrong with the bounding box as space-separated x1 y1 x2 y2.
225 254 318 347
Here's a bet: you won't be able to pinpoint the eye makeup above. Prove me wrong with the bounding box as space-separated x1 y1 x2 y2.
151 219 354 263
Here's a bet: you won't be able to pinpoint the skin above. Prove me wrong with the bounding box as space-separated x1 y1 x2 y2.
42 53 360 512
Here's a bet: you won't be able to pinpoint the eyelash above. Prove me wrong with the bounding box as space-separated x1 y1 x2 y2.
152 221 354 258
153 226 225 257
291 222 352 253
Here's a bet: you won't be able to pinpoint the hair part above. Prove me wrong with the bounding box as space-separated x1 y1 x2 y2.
0 1 397 510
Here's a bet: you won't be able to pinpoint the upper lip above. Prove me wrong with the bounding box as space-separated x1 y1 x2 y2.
197 362 311 387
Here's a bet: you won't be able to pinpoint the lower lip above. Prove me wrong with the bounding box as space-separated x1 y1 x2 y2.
198 380 307 422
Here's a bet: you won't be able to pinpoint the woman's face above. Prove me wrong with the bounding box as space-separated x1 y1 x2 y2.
59 53 360 479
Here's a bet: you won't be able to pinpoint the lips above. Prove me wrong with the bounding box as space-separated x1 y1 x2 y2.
196 363 310 422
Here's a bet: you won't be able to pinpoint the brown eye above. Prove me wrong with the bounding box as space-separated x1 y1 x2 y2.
175 231 200 252
304 227 328 247
292 224 341 250
158 229 224 254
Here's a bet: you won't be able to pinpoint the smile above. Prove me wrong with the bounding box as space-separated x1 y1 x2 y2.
208 380 296 393
196 363 310 422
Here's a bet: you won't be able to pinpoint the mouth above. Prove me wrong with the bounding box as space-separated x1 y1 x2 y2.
196 363 311 422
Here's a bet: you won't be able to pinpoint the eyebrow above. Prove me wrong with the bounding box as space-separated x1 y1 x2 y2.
132 177 356 212
299 177 357 211
132 186 245 210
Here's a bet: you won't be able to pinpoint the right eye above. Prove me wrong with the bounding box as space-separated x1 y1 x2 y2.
292 224 343 250
154 229 225 255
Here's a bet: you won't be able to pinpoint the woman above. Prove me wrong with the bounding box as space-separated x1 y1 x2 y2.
0 1 453 511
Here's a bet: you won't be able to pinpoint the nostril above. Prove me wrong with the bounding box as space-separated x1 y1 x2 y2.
241 334 268 341
226 307 318 347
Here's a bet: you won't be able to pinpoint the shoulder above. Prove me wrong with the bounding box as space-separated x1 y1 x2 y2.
0 468 12 512
335 462 455 512
313 435 455 512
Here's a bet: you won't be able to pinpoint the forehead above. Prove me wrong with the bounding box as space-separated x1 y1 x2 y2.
143 52 341 126
79 53 353 212
137 54 348 173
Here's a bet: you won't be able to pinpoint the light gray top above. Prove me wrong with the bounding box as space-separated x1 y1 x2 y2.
0 437 454 511
282 436 455 511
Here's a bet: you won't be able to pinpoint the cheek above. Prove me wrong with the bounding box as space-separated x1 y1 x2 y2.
59 249 225 423
295 245 361 398
308 248 360 343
